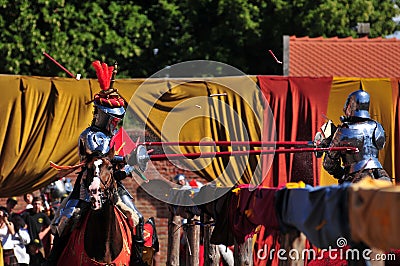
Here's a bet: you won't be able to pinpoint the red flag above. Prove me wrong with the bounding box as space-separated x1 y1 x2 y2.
110 127 137 156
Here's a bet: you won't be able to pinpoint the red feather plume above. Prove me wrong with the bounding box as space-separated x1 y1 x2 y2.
92 60 114 90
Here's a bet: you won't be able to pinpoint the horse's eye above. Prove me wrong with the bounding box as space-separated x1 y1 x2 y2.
107 166 113 170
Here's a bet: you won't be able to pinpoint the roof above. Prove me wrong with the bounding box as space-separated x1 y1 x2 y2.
287 36 400 77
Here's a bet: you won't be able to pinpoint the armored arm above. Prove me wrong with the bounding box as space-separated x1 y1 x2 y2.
323 154 345 179
322 128 345 179
112 156 134 181
373 122 385 150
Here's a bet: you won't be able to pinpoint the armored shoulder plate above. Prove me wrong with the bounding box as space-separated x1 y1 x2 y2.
78 127 112 160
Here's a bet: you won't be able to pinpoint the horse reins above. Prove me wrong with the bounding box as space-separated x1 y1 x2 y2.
98 158 117 203
89 157 117 205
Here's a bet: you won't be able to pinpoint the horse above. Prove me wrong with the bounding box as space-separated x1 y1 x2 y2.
55 156 134 266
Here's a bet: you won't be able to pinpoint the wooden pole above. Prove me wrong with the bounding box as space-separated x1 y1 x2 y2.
167 213 181 266
290 232 306 266
203 214 220 266
234 237 253 266
186 216 200 266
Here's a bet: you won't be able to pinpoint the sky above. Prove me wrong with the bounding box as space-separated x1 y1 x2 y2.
386 16 400 39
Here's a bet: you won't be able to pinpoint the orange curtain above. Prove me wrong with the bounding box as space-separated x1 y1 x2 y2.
255 76 332 266
258 77 288 187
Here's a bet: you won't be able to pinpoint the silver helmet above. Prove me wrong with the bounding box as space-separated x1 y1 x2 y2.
343 90 370 119
92 103 125 135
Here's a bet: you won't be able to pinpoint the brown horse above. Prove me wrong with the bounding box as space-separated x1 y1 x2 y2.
57 156 133 266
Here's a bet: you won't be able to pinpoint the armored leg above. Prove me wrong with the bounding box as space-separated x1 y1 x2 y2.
117 183 145 263
47 172 89 266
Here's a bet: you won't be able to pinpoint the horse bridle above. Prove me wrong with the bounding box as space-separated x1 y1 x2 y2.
87 157 117 209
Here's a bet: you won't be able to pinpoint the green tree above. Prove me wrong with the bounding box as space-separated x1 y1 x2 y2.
0 0 398 77
0 0 153 77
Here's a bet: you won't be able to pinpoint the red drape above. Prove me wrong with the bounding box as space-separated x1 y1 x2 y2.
258 76 332 187
258 77 290 187
255 76 332 266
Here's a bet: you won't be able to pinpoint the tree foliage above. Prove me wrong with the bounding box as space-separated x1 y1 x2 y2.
0 0 398 77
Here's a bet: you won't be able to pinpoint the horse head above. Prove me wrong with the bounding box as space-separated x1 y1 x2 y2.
84 155 117 210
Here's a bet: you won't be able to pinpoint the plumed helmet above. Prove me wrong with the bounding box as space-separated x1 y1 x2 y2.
343 90 370 119
91 60 126 134
92 103 125 135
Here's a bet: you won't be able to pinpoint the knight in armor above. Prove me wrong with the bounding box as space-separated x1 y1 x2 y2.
322 89 392 184
77 84 144 232
48 60 145 265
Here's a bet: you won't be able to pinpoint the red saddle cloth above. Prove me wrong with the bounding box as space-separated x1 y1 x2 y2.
57 207 132 266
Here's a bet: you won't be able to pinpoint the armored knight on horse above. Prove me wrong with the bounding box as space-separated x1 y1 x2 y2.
78 60 145 231
48 60 156 265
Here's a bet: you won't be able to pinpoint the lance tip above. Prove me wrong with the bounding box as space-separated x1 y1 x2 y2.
268 49 282 64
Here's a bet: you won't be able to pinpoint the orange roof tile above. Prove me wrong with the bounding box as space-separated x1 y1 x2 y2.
288 35 400 77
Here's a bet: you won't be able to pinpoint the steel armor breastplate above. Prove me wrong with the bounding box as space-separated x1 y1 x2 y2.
336 120 384 174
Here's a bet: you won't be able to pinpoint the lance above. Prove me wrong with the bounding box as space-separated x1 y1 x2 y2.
43 52 81 80
148 146 358 161
143 141 313 147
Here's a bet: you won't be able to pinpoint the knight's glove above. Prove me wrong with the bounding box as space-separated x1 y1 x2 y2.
314 132 330 158
114 164 135 181
314 120 337 158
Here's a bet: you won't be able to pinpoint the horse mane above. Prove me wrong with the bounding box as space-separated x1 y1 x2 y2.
84 201 123 262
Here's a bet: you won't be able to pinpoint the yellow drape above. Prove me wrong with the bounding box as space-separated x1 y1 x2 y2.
0 76 93 196
320 77 395 186
0 75 263 195
124 76 264 186
0 75 396 195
